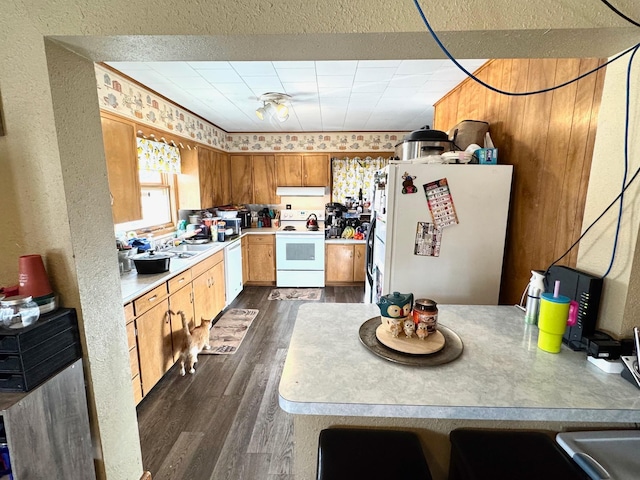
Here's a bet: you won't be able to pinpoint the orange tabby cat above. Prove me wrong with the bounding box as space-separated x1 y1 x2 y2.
170 310 213 375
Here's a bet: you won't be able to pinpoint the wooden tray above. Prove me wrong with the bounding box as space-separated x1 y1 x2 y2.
358 316 463 367
375 324 445 355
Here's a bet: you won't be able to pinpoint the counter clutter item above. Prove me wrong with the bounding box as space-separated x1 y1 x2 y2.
359 317 462 366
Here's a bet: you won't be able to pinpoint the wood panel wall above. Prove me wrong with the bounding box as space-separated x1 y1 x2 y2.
434 58 606 305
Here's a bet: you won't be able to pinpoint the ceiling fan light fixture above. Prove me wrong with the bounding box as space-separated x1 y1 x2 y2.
256 92 291 122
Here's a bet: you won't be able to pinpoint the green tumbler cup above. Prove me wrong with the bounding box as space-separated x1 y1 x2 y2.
537 292 570 353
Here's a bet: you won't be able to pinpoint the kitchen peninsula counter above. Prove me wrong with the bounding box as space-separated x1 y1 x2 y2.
279 303 640 479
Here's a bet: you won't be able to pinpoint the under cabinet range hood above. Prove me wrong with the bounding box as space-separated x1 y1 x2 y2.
276 186 327 196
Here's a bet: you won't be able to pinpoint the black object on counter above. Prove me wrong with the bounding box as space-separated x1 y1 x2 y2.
132 251 171 274
0 308 81 392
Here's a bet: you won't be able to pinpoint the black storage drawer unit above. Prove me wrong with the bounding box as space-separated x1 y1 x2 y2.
0 308 81 392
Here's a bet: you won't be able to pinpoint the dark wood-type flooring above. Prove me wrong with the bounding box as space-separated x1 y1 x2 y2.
136 285 365 480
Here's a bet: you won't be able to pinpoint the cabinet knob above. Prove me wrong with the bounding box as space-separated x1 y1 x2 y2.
149 295 157 302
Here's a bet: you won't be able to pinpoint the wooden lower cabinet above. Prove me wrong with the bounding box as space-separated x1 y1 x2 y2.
242 236 250 284
126 252 226 404
353 244 366 282
192 257 225 323
168 283 193 362
246 234 276 285
325 243 366 285
136 299 172 396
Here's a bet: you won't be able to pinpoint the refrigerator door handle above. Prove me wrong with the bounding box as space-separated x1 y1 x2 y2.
365 215 376 279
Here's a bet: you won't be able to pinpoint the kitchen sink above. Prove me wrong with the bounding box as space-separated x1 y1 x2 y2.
166 244 213 257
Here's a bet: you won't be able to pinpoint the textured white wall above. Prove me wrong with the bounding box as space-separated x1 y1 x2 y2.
1 1 639 479
577 49 640 337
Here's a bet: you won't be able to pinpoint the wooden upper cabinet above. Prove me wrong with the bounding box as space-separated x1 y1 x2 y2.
213 152 231 206
302 154 330 186
276 155 303 186
276 154 330 187
253 155 280 204
100 115 142 224
177 147 215 210
230 154 253 204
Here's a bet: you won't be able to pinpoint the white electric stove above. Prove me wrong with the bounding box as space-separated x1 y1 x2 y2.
275 210 325 287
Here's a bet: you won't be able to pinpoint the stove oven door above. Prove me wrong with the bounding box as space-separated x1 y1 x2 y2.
275 234 325 287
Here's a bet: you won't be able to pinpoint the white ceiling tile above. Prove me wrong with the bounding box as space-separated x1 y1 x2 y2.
230 61 277 76
213 83 254 95
198 69 244 83
389 75 430 88
317 76 354 88
318 86 351 98
243 76 284 91
348 92 380 104
273 61 315 69
146 62 198 77
395 60 447 75
187 61 233 70
352 81 388 93
354 68 397 82
381 86 422 98
168 76 212 90
276 69 317 83
315 61 358 76
358 60 402 68
282 82 319 96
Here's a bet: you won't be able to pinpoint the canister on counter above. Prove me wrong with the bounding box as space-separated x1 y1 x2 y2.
413 298 438 332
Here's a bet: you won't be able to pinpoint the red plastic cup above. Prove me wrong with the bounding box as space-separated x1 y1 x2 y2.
18 254 53 298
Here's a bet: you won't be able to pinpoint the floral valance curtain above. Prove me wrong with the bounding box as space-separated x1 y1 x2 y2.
136 137 181 174
331 156 387 204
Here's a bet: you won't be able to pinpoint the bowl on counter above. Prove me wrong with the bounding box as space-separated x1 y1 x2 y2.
215 209 238 219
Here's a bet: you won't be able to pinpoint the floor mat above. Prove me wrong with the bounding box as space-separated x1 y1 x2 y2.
200 308 259 355
267 288 323 301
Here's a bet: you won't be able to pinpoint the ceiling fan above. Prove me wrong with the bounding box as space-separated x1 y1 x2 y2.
255 92 292 122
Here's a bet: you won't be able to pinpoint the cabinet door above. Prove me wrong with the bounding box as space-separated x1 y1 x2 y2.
213 151 231 206
230 155 253 204
211 260 226 316
168 284 194 362
201 148 217 209
101 115 142 223
136 299 172 395
302 154 330 186
192 270 216 323
276 154 302 186
242 237 250 285
353 244 366 282
325 244 354 283
253 155 280 204
248 244 276 283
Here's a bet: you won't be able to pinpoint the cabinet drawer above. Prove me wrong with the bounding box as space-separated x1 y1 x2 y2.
168 269 192 294
132 375 143 405
129 346 140 379
133 283 168 316
126 320 136 350
248 234 275 245
124 302 135 323
192 250 224 278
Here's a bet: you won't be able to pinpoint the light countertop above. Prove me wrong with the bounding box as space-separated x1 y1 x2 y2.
278 303 640 422
119 236 241 303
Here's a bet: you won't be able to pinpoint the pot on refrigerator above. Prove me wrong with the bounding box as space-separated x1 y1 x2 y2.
395 126 453 161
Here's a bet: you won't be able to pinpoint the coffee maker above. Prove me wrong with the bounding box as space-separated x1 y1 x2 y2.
325 202 347 238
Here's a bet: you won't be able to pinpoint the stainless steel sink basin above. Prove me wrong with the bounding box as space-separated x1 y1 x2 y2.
169 244 213 252
166 244 213 258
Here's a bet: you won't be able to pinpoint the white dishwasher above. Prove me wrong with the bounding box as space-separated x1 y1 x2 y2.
224 239 243 306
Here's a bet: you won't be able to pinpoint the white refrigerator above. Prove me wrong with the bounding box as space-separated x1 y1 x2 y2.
365 163 513 305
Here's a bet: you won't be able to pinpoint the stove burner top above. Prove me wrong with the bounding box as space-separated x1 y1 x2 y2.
283 226 296 231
